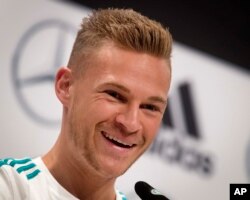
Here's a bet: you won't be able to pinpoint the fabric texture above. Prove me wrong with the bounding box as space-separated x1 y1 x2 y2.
0 157 127 200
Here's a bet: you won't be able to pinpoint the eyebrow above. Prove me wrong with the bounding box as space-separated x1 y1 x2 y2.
100 82 130 93
101 82 167 105
148 96 167 105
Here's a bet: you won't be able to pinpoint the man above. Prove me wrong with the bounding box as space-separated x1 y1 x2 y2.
0 8 172 200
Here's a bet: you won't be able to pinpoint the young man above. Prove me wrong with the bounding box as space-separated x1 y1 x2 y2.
0 8 172 200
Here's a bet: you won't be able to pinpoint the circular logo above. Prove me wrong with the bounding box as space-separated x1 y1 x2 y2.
151 188 162 195
12 19 76 126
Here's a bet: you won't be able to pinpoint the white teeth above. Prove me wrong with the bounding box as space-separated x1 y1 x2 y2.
103 132 133 147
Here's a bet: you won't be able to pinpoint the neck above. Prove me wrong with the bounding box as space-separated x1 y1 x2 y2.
42 134 117 200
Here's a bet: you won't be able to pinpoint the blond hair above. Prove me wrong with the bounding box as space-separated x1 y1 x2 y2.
68 8 172 73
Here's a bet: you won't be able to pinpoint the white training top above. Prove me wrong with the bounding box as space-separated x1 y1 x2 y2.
0 157 127 200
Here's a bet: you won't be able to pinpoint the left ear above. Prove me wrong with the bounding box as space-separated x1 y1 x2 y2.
54 67 73 107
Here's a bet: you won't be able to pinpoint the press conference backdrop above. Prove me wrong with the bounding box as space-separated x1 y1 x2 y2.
1 1 249 199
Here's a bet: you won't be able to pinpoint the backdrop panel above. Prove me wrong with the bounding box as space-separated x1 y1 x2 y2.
1 1 249 199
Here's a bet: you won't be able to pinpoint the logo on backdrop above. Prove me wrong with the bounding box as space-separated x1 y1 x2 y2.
149 82 214 176
12 19 76 126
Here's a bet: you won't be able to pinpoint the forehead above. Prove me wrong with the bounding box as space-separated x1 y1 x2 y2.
79 44 171 97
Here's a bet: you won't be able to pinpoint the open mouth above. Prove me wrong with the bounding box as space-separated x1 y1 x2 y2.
101 131 135 149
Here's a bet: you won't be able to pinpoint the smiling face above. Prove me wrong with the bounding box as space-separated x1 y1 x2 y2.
63 43 171 178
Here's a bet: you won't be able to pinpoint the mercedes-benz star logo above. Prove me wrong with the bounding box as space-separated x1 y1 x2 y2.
12 19 77 126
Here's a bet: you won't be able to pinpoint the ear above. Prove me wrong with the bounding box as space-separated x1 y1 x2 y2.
55 67 73 107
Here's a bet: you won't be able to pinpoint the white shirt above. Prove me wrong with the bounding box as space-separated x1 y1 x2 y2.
0 157 127 200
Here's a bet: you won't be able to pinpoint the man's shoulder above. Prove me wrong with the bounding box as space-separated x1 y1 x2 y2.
0 157 43 199
0 157 41 181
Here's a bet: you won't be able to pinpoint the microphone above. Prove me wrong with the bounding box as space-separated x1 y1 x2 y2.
134 181 169 200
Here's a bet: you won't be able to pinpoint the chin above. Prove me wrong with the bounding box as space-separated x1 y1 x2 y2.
101 158 137 179
97 160 128 178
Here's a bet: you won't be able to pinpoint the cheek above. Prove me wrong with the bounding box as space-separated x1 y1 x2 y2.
86 100 120 123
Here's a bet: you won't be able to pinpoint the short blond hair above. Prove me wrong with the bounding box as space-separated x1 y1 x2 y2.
68 8 172 73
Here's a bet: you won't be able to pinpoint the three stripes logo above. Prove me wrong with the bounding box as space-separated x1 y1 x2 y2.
0 158 40 180
149 82 214 176
163 82 200 139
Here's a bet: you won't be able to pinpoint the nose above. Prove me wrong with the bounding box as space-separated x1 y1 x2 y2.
115 105 142 134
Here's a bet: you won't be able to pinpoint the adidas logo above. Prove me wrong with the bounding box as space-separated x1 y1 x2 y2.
149 82 214 176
